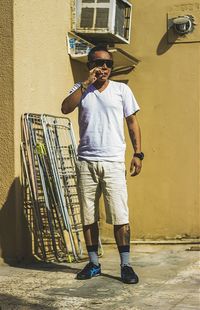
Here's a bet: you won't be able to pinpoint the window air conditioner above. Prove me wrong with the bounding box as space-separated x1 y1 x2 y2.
73 0 132 44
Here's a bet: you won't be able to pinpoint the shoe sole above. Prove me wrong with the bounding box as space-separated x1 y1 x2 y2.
76 272 101 280
121 279 139 284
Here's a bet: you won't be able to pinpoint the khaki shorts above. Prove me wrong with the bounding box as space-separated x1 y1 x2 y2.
76 160 129 225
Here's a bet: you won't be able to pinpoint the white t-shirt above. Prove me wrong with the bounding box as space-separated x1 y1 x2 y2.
69 80 140 162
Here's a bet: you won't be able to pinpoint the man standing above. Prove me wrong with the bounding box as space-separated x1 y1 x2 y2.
61 45 143 284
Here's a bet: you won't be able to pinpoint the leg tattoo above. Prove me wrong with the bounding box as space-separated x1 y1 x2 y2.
83 222 99 246
114 224 131 267
114 224 130 246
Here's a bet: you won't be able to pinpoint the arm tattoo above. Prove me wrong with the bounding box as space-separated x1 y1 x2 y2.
129 129 137 151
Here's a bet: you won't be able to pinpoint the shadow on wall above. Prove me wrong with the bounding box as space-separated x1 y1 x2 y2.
157 28 179 55
0 178 32 264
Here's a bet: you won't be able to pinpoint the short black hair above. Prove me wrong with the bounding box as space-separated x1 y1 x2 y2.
88 45 112 62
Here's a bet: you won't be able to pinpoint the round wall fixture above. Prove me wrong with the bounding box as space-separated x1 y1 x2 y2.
173 15 194 35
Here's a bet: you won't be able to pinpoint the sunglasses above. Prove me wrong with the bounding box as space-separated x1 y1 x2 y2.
87 59 113 69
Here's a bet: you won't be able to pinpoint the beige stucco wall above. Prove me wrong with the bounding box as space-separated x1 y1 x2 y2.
0 0 78 262
0 0 199 262
101 0 200 241
0 0 16 263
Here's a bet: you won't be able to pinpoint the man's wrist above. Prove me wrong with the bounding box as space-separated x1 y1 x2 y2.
81 80 91 90
133 152 144 160
81 82 88 92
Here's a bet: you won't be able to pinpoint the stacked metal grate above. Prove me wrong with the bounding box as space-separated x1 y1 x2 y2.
21 113 84 263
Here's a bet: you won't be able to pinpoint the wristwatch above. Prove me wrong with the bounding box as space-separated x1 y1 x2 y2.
134 152 144 160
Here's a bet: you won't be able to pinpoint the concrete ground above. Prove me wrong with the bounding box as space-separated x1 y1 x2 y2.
0 244 199 310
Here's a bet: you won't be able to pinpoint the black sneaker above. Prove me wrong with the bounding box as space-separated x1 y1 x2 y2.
76 262 101 280
121 265 139 284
